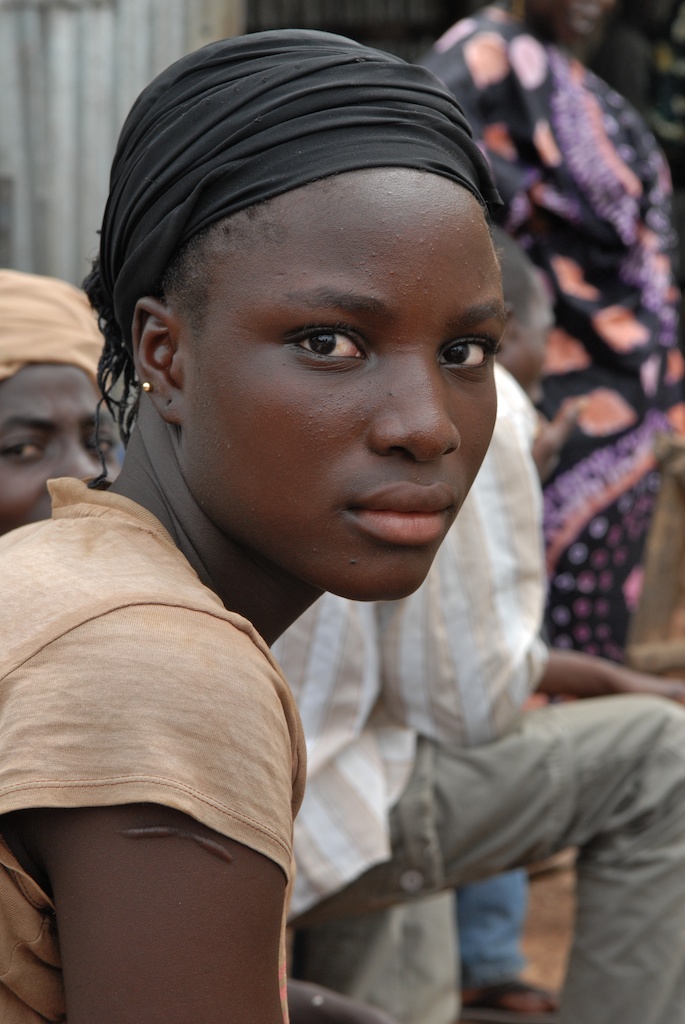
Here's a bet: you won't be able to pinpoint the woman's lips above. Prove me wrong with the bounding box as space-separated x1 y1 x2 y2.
349 482 456 546
350 508 451 546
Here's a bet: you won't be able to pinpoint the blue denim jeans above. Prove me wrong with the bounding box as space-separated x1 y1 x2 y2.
456 869 528 989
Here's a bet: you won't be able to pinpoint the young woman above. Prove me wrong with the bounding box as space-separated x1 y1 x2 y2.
0 30 504 1024
0 267 393 1024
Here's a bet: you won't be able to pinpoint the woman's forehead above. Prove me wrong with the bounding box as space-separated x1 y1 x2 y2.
196 172 503 331
216 168 493 249
0 364 97 413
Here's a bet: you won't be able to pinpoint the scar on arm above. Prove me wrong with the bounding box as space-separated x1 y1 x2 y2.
118 825 234 864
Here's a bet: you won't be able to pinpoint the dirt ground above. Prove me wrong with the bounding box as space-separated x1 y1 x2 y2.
520 851 577 994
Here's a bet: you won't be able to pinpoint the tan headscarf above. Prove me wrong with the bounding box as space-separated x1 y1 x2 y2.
0 269 103 387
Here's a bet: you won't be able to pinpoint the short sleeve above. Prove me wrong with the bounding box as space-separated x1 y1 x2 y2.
0 604 304 879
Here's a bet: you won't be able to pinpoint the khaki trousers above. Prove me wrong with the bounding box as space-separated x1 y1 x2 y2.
291 695 685 1024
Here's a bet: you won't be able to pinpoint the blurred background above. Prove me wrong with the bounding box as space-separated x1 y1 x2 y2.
2 0 682 291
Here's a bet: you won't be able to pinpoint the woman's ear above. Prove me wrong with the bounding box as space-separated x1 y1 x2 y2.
131 296 187 425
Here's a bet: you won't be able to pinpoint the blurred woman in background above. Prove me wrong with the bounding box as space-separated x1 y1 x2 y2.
422 0 685 661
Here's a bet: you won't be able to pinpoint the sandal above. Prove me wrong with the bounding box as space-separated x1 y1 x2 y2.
459 980 560 1023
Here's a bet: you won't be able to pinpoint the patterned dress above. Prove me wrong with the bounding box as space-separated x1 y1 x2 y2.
422 5 685 661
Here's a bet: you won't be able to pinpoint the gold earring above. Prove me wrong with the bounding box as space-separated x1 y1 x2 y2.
141 381 152 393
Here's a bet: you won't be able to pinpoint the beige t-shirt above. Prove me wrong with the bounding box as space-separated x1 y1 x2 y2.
0 478 306 1022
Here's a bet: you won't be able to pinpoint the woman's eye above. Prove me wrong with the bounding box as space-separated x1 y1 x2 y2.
441 340 490 368
0 441 44 462
298 331 363 359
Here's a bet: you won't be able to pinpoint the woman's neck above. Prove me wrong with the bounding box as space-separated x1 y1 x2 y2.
110 400 320 645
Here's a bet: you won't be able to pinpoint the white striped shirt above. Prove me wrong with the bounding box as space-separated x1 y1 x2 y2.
273 366 549 916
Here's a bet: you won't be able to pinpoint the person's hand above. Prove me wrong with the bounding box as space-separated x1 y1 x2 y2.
532 397 587 481
288 979 400 1024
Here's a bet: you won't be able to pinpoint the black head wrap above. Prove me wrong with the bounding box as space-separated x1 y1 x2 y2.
97 29 500 350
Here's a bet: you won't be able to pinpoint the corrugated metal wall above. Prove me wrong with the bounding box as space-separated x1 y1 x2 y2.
0 0 246 285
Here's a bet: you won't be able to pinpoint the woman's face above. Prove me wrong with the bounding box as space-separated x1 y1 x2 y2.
525 0 617 51
0 364 120 535
156 168 504 602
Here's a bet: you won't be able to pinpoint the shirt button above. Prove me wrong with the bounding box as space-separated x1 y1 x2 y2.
400 869 424 893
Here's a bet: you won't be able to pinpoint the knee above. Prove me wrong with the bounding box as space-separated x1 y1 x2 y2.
609 694 685 751
555 694 685 783
622 693 685 730
609 696 685 804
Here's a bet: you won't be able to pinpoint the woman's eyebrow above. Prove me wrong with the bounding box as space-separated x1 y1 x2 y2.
283 289 507 329
0 415 56 432
284 287 388 316
457 298 508 331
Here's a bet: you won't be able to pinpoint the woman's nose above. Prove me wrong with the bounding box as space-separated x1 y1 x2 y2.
366 363 461 461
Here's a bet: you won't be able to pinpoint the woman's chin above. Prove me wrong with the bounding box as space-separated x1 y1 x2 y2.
321 552 442 604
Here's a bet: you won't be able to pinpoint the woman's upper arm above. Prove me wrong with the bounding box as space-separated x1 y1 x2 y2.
18 802 287 1024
